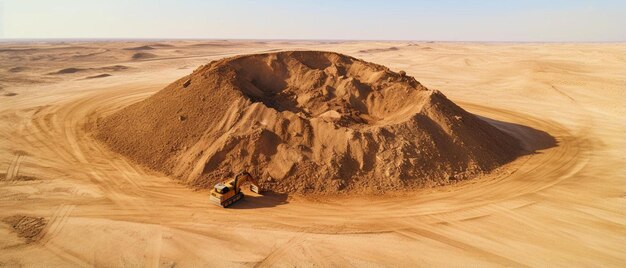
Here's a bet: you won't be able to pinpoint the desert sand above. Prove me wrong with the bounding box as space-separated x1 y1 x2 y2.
0 40 625 266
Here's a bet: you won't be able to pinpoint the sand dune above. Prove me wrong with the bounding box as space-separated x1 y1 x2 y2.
149 43 175 48
48 67 86 74
124 45 156 50
8 67 28 73
48 65 129 75
84 73 112 79
359 46 400 53
131 52 157 60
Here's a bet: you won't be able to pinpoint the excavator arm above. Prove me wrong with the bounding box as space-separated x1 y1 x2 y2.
233 172 261 194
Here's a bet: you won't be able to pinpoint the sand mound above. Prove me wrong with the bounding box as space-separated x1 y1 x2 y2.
131 52 157 60
49 65 128 75
49 67 86 74
8 66 28 73
95 51 522 194
359 47 400 53
85 73 112 79
102 65 129 71
124 45 155 50
150 43 175 48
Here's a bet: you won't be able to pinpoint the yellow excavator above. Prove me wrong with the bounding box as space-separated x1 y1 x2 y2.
209 171 261 207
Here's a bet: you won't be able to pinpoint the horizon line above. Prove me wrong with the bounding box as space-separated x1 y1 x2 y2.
1 37 625 44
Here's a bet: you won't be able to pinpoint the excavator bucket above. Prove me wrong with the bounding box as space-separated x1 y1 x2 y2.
250 184 260 194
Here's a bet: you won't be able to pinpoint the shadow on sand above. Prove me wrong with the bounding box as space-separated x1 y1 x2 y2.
476 115 558 153
229 191 289 209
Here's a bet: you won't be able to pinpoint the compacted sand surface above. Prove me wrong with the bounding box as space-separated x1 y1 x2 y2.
0 40 624 266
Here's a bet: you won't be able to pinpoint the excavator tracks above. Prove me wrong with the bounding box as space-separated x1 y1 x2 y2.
222 192 243 208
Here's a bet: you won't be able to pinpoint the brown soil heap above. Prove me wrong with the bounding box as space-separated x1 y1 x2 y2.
3 215 47 243
95 51 522 193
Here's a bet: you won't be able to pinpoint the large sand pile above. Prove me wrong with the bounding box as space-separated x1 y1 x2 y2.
95 51 522 193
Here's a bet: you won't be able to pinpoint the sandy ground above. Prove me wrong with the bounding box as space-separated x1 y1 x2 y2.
0 40 624 267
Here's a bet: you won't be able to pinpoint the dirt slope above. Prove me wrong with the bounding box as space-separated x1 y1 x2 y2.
95 51 522 193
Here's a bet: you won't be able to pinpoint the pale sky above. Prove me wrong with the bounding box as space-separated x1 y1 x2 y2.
1 0 625 42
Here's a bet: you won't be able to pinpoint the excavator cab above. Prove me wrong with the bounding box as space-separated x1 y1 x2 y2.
214 183 229 194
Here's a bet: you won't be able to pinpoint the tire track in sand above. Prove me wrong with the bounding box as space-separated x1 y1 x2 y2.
394 225 526 267
254 234 306 268
4 155 20 181
39 204 76 245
